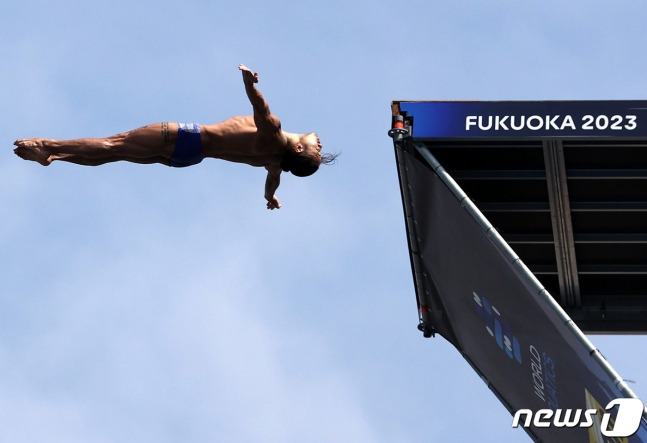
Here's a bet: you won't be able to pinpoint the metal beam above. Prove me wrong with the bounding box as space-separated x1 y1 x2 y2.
543 140 582 307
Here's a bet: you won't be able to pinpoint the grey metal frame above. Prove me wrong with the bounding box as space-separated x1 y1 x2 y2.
391 127 647 420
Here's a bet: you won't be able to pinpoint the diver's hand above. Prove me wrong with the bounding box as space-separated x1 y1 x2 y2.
266 196 281 210
239 64 259 84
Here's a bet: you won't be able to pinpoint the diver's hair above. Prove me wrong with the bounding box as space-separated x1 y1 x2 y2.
280 150 339 177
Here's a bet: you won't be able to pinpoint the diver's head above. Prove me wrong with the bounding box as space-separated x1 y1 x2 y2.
281 133 338 177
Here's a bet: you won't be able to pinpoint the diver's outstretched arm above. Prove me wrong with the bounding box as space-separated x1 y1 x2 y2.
264 166 282 210
238 64 281 135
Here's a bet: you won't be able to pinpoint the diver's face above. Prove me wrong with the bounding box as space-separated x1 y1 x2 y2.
300 133 322 160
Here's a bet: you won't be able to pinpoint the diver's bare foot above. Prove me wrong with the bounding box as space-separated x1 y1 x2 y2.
13 139 52 166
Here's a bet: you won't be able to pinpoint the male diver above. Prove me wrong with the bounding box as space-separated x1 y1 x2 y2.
14 64 337 210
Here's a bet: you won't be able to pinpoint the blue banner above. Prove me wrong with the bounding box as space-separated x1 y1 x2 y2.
399 101 647 138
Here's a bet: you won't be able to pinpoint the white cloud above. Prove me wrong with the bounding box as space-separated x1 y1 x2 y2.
0 223 378 442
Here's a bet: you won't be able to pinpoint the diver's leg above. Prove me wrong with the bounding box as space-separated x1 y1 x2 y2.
14 123 176 166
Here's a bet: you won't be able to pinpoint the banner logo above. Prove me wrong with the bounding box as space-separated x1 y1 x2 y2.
473 292 522 364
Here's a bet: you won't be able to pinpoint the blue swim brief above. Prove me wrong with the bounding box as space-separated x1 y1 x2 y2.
169 123 203 167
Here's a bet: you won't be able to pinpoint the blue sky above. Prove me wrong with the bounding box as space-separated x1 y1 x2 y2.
3 1 647 441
